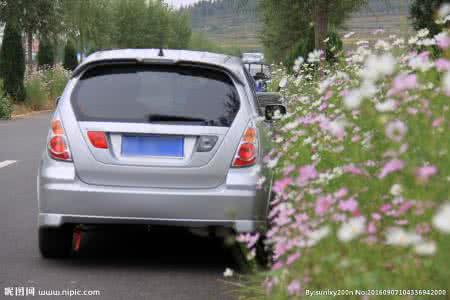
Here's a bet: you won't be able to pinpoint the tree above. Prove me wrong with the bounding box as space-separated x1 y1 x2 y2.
258 0 365 64
0 21 26 101
410 0 450 36
37 36 55 67
0 0 63 65
63 41 78 71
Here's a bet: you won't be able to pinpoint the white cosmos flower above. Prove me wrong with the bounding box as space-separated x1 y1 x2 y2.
375 99 397 112
337 217 366 242
344 89 363 109
408 36 418 45
307 49 323 63
414 241 437 256
306 226 330 246
438 4 450 20
385 227 422 246
279 77 288 88
432 202 450 233
362 53 396 81
374 39 391 51
390 184 403 196
344 31 355 38
267 157 279 169
293 56 304 72
417 28 429 38
223 268 234 277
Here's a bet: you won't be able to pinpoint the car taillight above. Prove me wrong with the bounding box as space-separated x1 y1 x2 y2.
87 131 108 149
232 123 258 167
47 117 72 161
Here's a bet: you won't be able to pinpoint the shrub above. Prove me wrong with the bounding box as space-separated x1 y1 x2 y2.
0 95 13 120
45 65 70 100
63 41 78 71
24 70 49 110
0 21 26 101
238 24 450 300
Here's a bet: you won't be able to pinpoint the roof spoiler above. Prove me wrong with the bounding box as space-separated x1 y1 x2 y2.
71 58 243 85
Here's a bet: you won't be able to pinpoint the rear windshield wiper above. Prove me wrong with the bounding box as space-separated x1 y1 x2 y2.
148 114 208 125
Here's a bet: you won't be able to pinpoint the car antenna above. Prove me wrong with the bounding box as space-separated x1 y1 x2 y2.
158 47 164 57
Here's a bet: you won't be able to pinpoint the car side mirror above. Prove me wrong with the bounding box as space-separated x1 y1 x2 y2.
256 92 286 120
265 104 287 121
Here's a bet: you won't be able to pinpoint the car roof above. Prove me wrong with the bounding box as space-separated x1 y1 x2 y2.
73 49 245 82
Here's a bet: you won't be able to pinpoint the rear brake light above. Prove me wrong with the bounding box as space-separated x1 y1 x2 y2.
47 115 72 161
232 124 258 167
87 131 108 149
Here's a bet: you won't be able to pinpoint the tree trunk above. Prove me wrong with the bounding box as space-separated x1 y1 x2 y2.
27 31 33 65
313 1 329 51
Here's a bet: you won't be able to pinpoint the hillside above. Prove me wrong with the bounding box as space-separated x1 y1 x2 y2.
185 0 414 52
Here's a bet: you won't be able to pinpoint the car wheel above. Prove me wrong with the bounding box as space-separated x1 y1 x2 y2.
39 226 73 258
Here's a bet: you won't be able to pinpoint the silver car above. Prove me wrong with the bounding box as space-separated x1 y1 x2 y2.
37 49 285 258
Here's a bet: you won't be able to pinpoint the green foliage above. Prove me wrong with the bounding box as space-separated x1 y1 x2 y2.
325 31 343 63
168 11 192 49
0 21 26 101
410 0 450 36
285 26 315 68
260 0 365 63
25 65 70 110
0 81 13 119
25 72 49 110
37 36 55 68
63 41 78 71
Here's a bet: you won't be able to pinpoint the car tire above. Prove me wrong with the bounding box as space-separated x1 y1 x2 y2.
39 226 73 258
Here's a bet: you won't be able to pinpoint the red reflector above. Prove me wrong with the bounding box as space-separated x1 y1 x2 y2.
87 131 108 149
48 136 70 160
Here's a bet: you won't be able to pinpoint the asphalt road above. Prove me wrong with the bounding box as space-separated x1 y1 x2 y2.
0 112 238 300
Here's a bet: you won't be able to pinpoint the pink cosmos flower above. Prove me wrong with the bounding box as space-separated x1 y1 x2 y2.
334 188 348 198
389 73 418 95
432 117 444 128
343 164 368 176
272 177 293 194
380 204 392 213
286 252 301 266
287 280 301 296
378 159 405 178
398 201 414 214
297 164 318 186
435 58 450 71
372 213 382 221
271 261 283 270
385 120 408 142
367 221 377 234
237 232 260 249
315 195 333 215
339 197 358 212
436 34 450 49
415 165 438 182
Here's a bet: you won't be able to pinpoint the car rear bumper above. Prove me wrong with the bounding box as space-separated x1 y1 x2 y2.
38 160 269 233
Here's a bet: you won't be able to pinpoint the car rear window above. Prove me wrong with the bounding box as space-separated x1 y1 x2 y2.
71 64 240 127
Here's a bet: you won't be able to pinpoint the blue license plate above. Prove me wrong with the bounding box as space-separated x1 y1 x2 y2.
121 135 184 157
